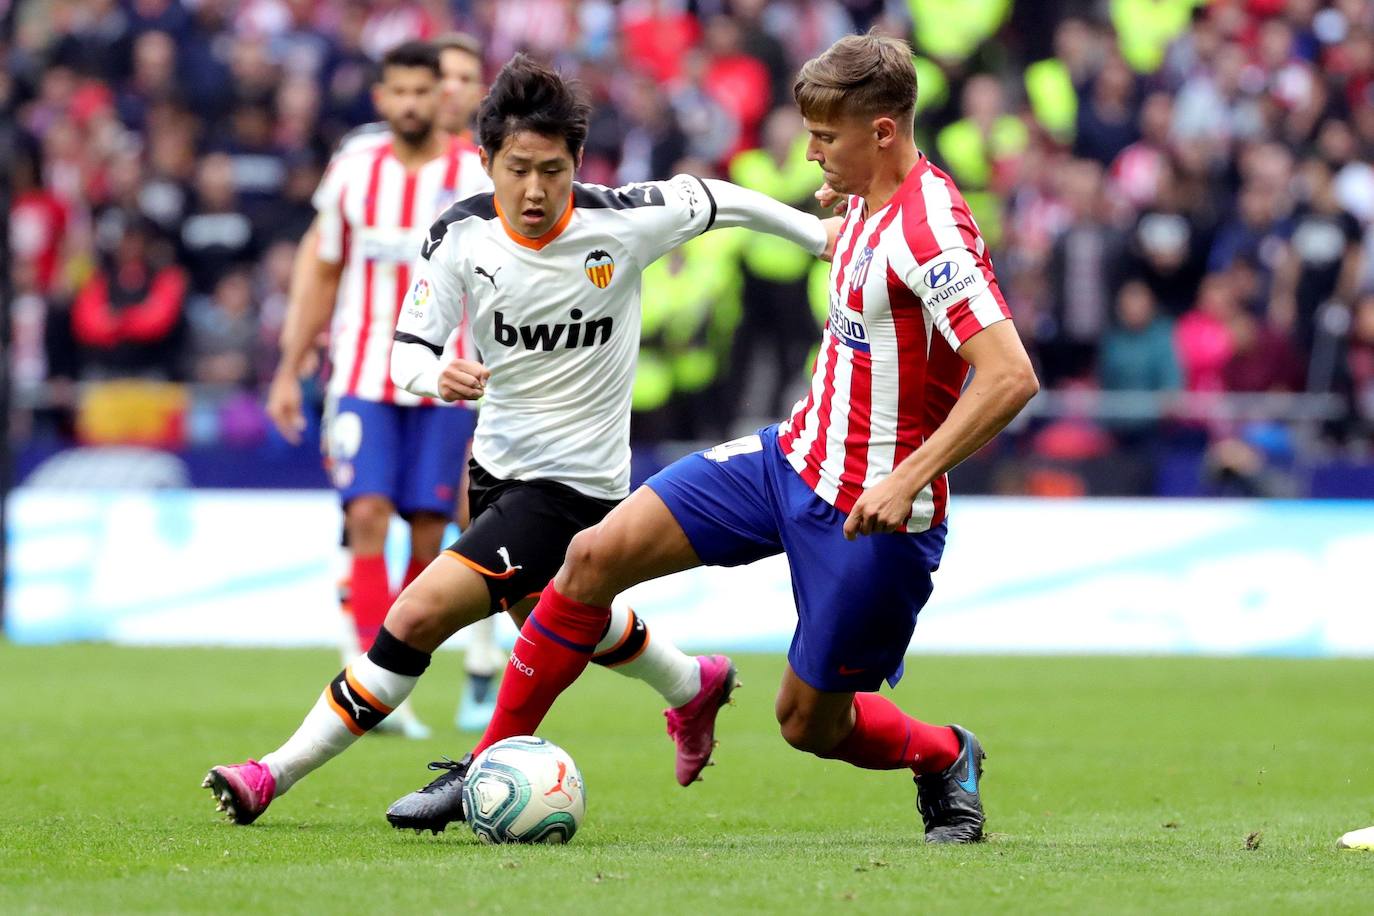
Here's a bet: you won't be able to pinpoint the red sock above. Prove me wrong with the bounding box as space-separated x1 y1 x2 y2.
472 583 610 756
350 554 391 652
821 693 961 774
401 557 427 591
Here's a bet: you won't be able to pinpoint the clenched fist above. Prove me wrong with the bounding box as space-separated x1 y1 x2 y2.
438 357 490 402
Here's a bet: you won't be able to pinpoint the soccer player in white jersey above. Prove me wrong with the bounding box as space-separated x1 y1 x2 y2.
261 40 743 756
203 54 835 828
260 41 487 741
418 34 1040 844
270 36 507 734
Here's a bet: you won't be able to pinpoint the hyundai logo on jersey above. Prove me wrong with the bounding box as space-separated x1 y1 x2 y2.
584 250 615 288
849 246 876 291
827 295 870 353
925 260 961 289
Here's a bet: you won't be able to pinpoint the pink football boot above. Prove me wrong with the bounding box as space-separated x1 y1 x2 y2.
664 655 739 787
203 760 277 825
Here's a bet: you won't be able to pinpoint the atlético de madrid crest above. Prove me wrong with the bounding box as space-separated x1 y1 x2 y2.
849 246 875 291
584 250 615 288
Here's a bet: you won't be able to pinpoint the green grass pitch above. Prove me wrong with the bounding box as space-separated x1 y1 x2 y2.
2 643 1372 914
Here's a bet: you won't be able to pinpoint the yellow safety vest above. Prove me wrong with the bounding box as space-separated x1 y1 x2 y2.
730 138 821 282
908 0 1011 62
1110 0 1198 74
1024 57 1077 142
635 229 747 410
912 55 949 118
804 258 832 373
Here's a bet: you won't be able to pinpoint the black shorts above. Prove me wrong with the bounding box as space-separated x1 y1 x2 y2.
445 460 621 613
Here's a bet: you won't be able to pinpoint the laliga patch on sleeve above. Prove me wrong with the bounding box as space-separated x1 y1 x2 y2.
406 278 431 320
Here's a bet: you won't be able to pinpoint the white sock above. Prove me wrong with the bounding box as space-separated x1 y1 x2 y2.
261 653 420 794
593 603 701 708
464 615 503 678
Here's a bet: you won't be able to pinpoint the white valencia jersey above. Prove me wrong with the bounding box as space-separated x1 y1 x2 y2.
314 135 490 404
394 175 826 499
778 154 1012 531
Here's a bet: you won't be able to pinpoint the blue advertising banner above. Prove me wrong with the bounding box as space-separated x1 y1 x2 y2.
7 493 1374 656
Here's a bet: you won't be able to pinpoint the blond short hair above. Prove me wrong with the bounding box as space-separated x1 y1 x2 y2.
793 32 918 125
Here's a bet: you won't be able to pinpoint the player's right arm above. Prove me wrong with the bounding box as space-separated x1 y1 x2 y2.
391 215 489 402
845 235 1038 539
267 180 347 444
263 151 359 447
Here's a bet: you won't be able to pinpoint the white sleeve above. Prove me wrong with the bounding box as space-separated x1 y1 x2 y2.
312 161 350 264
621 174 827 265
699 178 828 256
391 221 468 399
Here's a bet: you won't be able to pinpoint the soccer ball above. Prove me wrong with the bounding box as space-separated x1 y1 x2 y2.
462 736 586 844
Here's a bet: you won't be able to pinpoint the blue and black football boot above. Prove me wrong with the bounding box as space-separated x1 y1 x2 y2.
915 724 986 844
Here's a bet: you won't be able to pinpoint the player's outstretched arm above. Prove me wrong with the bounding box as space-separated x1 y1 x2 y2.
701 178 837 261
268 218 344 444
844 321 1038 539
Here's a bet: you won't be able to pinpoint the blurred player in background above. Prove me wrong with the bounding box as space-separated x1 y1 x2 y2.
205 54 836 828
267 36 506 736
400 34 1039 844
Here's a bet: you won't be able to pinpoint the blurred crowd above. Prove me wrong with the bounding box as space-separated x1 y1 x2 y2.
6 0 1374 488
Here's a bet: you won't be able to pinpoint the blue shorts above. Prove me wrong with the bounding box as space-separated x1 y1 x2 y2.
646 426 946 693
325 396 477 518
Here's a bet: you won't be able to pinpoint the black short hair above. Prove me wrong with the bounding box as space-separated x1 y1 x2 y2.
377 40 440 82
477 53 590 160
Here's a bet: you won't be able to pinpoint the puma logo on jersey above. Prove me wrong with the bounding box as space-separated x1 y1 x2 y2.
496 547 523 574
494 309 613 351
475 265 501 289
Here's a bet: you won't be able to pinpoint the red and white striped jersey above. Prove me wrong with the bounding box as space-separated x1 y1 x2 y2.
314 135 491 404
777 154 1012 532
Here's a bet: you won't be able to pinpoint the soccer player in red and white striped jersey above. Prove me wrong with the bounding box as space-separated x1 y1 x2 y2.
776 135 1014 533
441 34 1039 844
311 121 479 405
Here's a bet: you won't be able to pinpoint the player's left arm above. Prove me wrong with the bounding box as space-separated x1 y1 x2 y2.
844 323 1038 540
629 175 839 264
700 179 840 261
